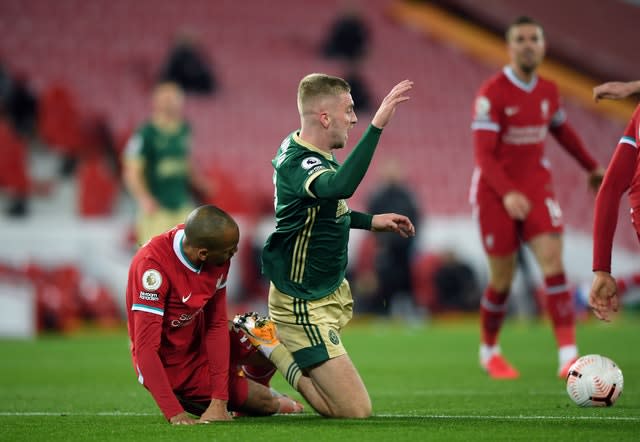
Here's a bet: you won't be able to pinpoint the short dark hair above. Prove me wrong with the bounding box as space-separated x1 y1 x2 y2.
505 16 544 41
183 205 237 249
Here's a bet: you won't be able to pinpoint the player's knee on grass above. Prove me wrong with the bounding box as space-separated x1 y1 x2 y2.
239 379 280 416
334 398 372 419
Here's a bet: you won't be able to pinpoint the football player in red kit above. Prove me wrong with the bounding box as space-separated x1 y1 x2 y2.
590 85 640 321
126 205 302 424
470 16 604 379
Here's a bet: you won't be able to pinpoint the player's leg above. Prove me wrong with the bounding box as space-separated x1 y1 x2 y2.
235 317 370 418
236 281 371 417
480 253 519 378
476 196 520 378
527 232 577 377
228 326 303 414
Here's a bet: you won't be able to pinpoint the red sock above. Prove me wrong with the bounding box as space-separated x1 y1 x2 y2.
480 287 509 346
545 273 575 347
242 364 277 387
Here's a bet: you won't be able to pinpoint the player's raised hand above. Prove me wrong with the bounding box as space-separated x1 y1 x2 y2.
587 167 605 193
199 399 232 423
170 411 198 425
502 191 531 220
371 213 416 238
588 271 619 322
593 81 639 102
371 80 413 129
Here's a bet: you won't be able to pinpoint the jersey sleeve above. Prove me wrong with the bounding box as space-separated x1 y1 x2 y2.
130 259 184 420
471 83 519 196
278 152 332 199
203 270 231 401
311 125 383 199
548 89 599 172
123 126 147 162
593 110 640 272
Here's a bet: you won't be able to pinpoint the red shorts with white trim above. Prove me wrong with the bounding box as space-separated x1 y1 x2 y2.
475 190 564 256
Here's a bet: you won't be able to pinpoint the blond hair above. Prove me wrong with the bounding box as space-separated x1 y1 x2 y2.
297 73 351 115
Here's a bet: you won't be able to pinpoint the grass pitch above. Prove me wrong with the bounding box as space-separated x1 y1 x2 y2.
1 315 638 441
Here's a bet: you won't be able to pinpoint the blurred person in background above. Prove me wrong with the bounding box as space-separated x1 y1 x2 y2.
589 79 640 321
470 16 604 379
123 82 202 244
159 29 217 96
365 160 421 315
322 0 373 113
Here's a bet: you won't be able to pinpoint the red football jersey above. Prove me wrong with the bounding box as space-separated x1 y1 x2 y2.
470 66 596 202
126 225 231 420
593 104 640 272
470 66 565 200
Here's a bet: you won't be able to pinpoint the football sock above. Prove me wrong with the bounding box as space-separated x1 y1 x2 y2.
241 364 277 387
545 273 576 348
480 287 509 348
480 344 500 364
558 345 578 368
268 344 302 390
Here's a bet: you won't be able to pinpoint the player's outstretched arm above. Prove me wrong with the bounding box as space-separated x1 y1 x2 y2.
371 213 415 238
371 80 413 129
589 271 619 322
594 81 640 102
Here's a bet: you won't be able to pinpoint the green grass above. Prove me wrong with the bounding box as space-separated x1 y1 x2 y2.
1 316 639 441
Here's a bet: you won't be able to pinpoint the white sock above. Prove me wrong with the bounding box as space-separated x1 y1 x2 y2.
480 344 500 364
558 345 578 367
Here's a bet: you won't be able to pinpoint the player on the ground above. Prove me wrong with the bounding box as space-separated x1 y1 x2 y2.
235 73 414 418
125 205 302 424
470 16 604 379
590 91 640 321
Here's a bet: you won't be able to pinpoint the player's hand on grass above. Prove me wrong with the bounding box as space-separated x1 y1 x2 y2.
199 399 232 423
502 191 531 220
371 213 415 238
593 81 640 102
371 80 413 129
589 271 619 322
170 411 198 425
587 167 605 193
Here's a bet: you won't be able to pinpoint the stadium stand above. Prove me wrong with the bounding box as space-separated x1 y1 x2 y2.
0 0 637 326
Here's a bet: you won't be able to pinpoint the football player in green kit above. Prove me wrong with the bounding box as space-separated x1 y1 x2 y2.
235 73 414 418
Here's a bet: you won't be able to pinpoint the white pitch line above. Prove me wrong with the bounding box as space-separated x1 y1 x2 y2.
374 414 640 421
0 412 638 421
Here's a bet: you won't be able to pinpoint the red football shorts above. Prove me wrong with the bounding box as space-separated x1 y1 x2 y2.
174 329 258 414
475 190 564 256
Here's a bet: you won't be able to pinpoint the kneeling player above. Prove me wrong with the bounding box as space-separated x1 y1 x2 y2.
125 205 302 424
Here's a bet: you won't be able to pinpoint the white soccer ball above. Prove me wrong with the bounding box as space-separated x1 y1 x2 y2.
566 354 623 407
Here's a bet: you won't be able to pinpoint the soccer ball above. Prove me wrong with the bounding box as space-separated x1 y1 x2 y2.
566 354 624 407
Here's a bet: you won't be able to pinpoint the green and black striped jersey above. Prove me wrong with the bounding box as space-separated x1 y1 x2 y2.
262 131 354 300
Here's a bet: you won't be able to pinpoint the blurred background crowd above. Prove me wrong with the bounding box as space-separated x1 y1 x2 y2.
0 0 638 336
